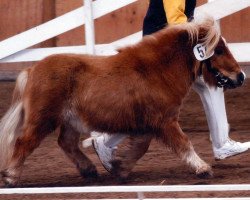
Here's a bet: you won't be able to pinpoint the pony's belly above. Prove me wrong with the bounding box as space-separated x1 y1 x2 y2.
63 109 90 135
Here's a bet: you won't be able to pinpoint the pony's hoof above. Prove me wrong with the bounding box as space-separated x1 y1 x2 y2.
1 171 18 187
197 171 213 179
110 159 131 181
196 167 213 179
117 176 128 184
113 170 130 183
110 160 122 175
2 182 18 188
79 165 98 179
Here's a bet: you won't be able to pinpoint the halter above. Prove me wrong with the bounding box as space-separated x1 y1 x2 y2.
203 59 239 89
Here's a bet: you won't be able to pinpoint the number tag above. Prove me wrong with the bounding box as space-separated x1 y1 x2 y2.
193 44 214 61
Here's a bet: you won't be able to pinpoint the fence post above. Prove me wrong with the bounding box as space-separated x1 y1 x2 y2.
137 192 145 200
84 0 95 54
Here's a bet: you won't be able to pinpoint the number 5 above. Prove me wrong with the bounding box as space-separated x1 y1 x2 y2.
197 46 205 58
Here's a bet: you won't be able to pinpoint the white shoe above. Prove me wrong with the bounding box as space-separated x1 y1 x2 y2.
92 136 116 172
213 138 250 160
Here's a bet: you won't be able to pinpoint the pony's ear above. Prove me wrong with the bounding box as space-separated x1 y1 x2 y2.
202 63 217 87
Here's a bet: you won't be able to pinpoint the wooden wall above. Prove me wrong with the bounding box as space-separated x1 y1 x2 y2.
0 0 249 77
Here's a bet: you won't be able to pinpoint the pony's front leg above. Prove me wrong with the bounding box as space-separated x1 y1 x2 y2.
161 121 213 178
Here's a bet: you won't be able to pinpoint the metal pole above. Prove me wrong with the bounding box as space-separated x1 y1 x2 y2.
84 0 95 54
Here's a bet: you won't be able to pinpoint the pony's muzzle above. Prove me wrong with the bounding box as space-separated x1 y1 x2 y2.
225 71 246 89
236 71 246 86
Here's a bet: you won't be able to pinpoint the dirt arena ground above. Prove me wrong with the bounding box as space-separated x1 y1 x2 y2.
0 79 250 199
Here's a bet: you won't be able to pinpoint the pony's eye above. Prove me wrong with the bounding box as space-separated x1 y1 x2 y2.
215 49 223 55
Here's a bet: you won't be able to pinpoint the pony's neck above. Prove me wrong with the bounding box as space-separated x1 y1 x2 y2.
138 28 200 95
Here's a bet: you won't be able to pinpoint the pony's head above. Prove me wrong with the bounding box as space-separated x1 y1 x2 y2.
185 16 246 89
203 37 246 89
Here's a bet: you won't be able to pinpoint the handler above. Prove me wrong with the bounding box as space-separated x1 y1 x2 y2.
90 0 250 172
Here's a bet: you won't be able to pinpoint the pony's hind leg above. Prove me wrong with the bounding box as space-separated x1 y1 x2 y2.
1 122 53 187
58 124 98 179
161 121 213 178
111 135 152 179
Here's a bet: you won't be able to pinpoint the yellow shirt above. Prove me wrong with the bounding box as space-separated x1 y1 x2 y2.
162 0 187 24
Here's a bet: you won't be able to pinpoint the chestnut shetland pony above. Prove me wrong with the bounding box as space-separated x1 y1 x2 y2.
0 17 245 186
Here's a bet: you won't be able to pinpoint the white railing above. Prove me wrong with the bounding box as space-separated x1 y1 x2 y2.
0 0 137 60
84 0 96 54
1 184 250 199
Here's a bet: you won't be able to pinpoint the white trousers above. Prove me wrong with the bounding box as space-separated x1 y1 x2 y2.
192 76 229 148
98 76 229 150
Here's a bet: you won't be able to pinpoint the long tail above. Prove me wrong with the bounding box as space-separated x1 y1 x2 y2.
0 69 29 171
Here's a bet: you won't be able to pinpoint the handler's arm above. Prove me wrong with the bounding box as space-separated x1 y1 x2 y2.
162 0 187 24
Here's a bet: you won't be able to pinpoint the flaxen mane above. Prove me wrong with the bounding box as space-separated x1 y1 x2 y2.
118 16 220 58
